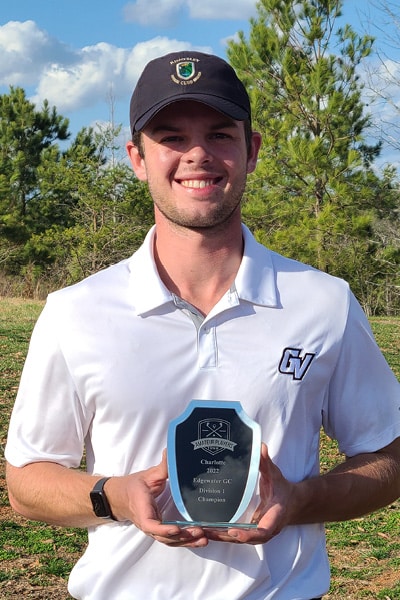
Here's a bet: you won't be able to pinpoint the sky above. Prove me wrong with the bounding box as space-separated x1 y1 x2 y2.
1 0 399 169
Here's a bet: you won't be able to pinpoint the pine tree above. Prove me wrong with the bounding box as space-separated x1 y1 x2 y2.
0 87 69 243
228 0 398 312
31 125 153 286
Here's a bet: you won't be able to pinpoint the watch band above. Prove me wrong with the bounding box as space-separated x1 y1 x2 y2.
90 476 117 520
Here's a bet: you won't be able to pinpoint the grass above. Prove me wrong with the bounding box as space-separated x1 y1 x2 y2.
316 315 400 600
0 298 88 599
0 298 399 599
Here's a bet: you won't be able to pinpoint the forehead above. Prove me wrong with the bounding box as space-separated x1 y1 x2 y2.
144 100 242 131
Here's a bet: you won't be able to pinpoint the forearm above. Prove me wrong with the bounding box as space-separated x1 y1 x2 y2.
210 438 400 545
6 458 210 548
6 461 104 528
291 438 400 525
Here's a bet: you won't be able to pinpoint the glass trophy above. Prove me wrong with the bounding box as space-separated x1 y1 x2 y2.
164 400 261 529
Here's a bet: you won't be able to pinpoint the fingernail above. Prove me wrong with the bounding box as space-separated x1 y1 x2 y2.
229 531 239 538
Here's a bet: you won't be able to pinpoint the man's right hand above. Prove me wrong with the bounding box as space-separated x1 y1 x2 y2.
105 450 209 548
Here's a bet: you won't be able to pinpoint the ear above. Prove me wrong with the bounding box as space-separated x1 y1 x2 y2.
246 132 262 175
126 140 148 182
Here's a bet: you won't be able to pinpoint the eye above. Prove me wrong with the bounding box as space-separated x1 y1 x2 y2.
210 132 233 141
160 135 183 144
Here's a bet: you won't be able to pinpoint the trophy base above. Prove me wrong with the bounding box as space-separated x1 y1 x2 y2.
163 520 258 530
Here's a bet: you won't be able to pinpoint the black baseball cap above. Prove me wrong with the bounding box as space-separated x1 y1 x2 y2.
130 51 251 134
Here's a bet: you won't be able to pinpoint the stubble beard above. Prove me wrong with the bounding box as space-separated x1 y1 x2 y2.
149 181 247 233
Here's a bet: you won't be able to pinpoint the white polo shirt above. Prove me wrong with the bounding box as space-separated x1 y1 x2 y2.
6 225 400 600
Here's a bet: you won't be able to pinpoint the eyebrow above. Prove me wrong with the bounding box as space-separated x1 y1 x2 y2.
148 119 240 136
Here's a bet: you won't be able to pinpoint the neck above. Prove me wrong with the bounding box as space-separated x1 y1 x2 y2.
153 219 244 316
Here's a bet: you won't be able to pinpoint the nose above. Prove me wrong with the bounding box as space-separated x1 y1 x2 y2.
182 142 212 165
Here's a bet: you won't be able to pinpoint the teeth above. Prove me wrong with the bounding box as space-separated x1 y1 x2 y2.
180 179 214 189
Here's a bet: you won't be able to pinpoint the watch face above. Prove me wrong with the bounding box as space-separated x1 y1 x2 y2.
90 491 111 518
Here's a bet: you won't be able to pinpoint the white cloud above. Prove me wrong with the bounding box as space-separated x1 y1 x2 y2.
0 20 211 116
0 20 73 86
124 37 210 86
30 34 210 114
32 42 127 112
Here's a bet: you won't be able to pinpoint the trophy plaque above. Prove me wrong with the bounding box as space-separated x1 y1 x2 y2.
165 400 261 528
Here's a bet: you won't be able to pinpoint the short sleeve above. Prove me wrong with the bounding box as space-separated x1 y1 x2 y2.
5 299 92 468
323 293 400 456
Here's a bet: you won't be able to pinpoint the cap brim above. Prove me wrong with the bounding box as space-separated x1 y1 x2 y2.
133 94 249 133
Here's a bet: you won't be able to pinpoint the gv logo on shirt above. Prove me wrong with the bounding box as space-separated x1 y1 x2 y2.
279 347 315 380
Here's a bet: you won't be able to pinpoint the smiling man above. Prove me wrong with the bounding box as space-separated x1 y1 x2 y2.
5 51 400 600
129 100 255 233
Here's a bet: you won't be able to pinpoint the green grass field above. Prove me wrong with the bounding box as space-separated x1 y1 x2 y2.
0 298 399 599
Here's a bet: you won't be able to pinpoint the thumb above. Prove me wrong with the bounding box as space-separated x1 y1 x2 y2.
144 449 168 496
259 442 270 474
259 442 276 498
158 448 168 479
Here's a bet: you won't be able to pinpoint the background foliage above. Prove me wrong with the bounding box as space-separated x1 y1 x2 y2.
0 0 399 315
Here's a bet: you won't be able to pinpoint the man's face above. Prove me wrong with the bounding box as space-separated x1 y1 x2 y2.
127 101 261 232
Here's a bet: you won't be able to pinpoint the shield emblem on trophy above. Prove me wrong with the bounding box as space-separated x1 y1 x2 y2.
166 400 261 528
194 418 236 456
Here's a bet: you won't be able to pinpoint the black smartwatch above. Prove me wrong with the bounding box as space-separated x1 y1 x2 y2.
90 477 117 520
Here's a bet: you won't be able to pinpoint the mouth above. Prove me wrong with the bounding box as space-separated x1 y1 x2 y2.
177 178 222 189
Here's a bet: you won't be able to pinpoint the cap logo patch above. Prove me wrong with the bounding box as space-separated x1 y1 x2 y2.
171 58 202 86
177 61 195 80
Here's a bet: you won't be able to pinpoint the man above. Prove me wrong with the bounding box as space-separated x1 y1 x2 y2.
5 51 400 600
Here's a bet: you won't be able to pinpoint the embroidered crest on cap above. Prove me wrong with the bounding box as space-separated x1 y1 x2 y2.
171 59 202 85
177 61 195 80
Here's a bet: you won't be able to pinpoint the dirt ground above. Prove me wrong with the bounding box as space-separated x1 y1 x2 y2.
1 500 399 599
0 504 75 599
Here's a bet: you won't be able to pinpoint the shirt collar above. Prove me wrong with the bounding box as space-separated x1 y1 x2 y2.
235 224 279 307
128 224 279 316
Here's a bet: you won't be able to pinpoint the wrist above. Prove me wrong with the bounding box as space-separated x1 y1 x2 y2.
286 479 313 526
102 476 127 522
90 477 118 521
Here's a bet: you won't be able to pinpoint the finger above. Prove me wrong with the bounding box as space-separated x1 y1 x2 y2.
150 450 168 480
259 442 272 475
143 450 169 496
158 448 168 476
260 441 269 461
147 523 209 547
153 532 209 547
228 527 270 545
206 526 271 545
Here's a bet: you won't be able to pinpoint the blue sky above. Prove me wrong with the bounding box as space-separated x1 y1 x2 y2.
1 0 399 168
